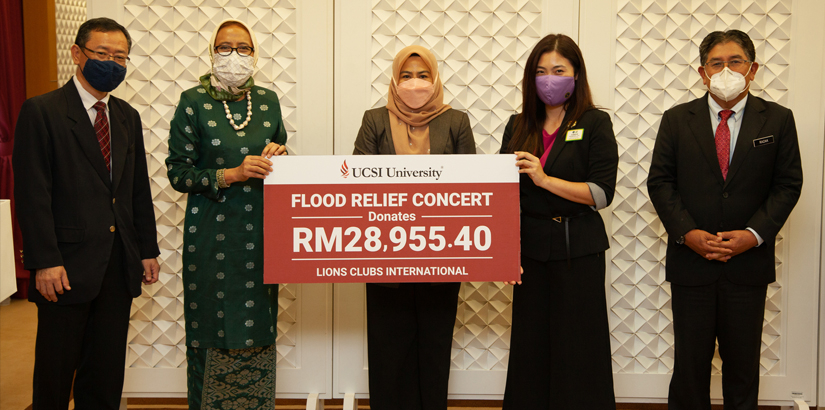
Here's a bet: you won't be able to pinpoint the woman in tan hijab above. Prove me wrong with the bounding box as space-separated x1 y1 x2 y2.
353 45 475 409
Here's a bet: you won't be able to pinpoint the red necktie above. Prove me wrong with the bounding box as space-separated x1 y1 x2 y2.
716 109 733 180
93 101 111 171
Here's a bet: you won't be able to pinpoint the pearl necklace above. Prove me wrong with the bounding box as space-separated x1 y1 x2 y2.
223 92 252 130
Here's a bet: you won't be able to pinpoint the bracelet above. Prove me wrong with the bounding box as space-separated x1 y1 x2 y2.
216 168 230 189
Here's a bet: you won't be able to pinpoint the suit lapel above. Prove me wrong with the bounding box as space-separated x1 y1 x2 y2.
65 80 112 189
687 95 725 185
109 99 128 193
543 110 574 172
428 113 448 154
725 95 765 186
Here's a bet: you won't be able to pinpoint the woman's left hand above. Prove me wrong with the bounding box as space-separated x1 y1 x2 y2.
502 266 524 286
262 143 287 158
515 151 547 184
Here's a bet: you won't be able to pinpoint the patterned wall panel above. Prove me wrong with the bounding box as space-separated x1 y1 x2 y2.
56 0 87 87
369 0 543 155
611 0 791 375
368 0 542 371
121 0 300 369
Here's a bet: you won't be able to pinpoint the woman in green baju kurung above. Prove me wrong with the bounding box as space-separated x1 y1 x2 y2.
166 19 287 410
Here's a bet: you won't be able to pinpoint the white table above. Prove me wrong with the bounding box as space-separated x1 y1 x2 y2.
0 199 18 303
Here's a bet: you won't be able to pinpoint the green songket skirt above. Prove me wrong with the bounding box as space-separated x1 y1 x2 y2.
186 344 277 410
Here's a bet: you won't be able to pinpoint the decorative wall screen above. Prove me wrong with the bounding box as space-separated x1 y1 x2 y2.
609 0 791 376
119 0 301 371
369 0 543 156
56 0 87 87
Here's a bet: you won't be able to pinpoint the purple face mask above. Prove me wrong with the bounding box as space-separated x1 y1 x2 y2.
535 75 575 106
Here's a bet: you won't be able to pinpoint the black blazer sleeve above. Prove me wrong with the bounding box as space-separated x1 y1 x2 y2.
647 109 699 239
745 109 803 240
353 109 384 155
13 96 63 270
450 110 476 154
584 110 619 206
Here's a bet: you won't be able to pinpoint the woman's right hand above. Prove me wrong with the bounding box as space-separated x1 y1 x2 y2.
225 155 274 183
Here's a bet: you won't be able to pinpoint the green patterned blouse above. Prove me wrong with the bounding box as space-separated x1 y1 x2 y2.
167 85 287 350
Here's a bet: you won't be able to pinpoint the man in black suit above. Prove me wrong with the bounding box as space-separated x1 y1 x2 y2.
13 18 160 409
648 30 802 410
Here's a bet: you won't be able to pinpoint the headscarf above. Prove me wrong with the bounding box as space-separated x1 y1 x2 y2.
386 45 451 155
200 19 258 101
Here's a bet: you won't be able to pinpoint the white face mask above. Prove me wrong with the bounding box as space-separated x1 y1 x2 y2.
212 52 254 88
705 65 751 102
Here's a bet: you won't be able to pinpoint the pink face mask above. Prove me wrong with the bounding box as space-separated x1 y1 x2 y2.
536 74 575 107
396 77 435 109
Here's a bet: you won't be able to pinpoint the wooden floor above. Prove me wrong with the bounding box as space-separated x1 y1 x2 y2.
0 299 809 410
0 299 37 410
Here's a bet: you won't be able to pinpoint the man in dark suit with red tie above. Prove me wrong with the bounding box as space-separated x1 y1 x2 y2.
648 30 803 410
13 18 160 409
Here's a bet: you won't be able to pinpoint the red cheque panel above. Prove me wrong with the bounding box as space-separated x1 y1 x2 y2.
264 183 520 283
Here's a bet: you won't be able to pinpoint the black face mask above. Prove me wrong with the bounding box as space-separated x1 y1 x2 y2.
82 58 127 92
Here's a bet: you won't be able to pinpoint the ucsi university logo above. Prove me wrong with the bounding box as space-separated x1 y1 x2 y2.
340 160 385 179
340 160 444 181
340 160 349 178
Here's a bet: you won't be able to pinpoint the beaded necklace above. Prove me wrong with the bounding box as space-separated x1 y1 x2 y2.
223 91 253 130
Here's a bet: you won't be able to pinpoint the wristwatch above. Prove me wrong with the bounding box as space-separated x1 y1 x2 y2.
676 235 685 245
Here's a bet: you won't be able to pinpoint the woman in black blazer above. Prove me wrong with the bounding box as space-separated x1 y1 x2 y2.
500 34 618 409
352 45 475 410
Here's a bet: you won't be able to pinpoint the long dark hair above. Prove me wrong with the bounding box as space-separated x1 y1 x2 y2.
503 34 595 155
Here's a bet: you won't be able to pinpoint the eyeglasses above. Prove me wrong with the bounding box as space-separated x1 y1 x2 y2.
214 45 254 57
704 59 751 71
80 46 130 65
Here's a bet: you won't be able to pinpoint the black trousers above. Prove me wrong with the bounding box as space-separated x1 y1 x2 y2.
366 282 461 410
668 274 767 410
503 253 615 409
32 239 133 410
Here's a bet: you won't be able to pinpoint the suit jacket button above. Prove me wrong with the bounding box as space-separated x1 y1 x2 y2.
110 226 116 233
112 198 116 204
722 192 729 198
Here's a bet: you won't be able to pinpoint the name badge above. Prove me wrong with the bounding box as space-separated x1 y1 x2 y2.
565 129 584 141
753 135 775 147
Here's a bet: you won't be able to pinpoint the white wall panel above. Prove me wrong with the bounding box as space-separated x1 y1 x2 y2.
56 0 87 87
